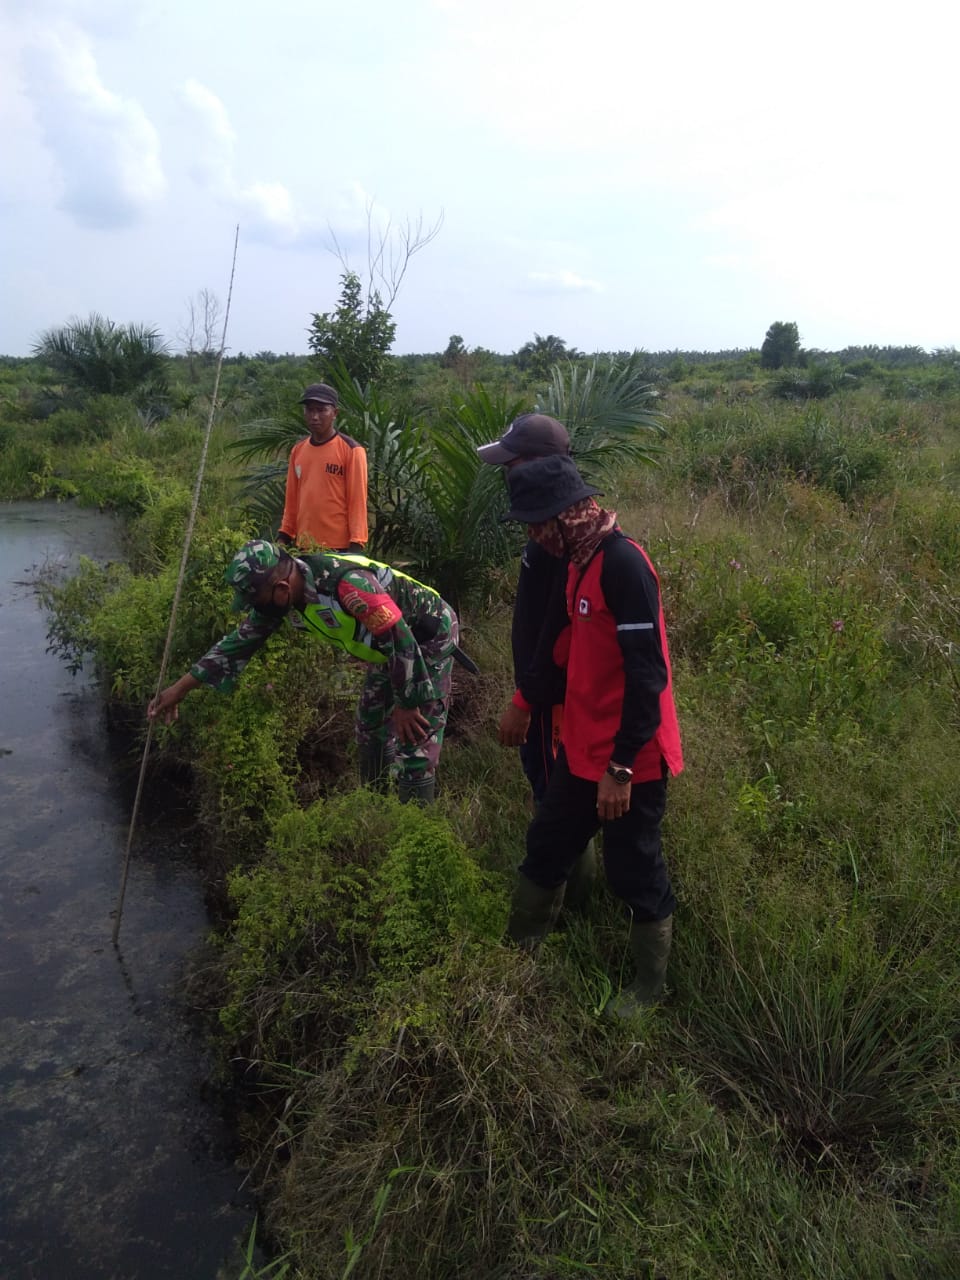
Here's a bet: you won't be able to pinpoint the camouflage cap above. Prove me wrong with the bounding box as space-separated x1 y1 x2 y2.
224 539 282 610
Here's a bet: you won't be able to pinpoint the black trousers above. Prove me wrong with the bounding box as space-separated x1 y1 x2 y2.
518 704 557 804
521 746 676 923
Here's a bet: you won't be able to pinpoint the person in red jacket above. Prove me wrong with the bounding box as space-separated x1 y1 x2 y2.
277 383 368 553
501 454 683 1019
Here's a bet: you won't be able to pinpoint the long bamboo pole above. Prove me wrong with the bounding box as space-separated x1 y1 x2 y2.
111 226 240 947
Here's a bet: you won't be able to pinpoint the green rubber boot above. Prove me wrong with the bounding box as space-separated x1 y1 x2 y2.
506 874 565 950
604 914 673 1021
397 774 436 805
357 740 394 793
561 838 598 913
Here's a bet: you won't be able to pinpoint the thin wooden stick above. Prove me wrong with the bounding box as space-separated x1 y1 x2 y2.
111 226 240 947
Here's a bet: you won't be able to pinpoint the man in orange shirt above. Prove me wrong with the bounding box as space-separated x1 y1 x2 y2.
277 383 369 553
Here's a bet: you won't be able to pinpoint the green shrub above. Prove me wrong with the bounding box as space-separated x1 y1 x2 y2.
134 414 205 462
46 394 132 445
369 815 503 977
769 359 849 400
259 946 649 1280
189 661 302 856
707 586 890 768
895 489 960 574
124 484 194 571
679 402 893 503
68 445 163 514
0 435 57 499
219 791 503 1059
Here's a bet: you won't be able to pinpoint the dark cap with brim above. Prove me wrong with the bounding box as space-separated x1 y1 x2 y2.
298 382 339 406
477 413 570 465
502 454 601 523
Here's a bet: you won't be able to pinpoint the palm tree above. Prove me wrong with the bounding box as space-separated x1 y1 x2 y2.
33 313 169 398
516 333 578 379
409 384 529 606
401 355 665 606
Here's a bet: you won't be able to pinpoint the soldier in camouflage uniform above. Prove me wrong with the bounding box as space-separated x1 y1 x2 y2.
147 539 460 803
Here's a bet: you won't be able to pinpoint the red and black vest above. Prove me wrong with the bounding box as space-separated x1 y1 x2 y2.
562 537 683 783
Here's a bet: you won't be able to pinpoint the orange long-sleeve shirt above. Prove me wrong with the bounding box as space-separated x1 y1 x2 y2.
279 431 369 550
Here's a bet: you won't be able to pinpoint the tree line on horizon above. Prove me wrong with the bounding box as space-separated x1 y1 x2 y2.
10 298 957 387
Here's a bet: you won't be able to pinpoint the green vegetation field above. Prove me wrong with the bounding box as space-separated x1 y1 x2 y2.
2 336 958 1279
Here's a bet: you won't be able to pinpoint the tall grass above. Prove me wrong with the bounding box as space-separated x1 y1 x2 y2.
21 366 960 1279
673 907 957 1161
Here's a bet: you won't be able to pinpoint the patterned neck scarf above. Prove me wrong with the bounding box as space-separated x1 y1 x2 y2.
530 498 618 566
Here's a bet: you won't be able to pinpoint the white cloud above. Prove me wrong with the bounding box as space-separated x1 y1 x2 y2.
432 0 960 208
19 21 164 229
179 79 390 251
525 270 603 294
695 178 960 347
181 78 236 189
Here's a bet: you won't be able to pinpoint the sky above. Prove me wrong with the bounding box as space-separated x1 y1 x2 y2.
1 0 958 359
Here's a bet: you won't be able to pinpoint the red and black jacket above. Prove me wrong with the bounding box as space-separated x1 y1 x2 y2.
562 531 683 784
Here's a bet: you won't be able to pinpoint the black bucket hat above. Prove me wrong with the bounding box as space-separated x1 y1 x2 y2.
503 455 601 523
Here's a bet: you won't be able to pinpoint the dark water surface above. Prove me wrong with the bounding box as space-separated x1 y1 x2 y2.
0 502 252 1279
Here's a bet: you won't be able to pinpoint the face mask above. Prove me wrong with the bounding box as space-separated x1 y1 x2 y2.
528 518 566 558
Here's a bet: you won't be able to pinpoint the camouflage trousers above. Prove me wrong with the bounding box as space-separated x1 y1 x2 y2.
355 605 458 782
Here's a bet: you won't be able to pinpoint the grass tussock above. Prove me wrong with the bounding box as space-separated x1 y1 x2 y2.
268 947 651 1280
673 908 958 1164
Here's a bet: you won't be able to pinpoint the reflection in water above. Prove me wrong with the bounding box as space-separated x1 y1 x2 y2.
0 502 251 1280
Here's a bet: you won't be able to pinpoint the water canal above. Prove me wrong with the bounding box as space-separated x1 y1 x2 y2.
0 501 252 1279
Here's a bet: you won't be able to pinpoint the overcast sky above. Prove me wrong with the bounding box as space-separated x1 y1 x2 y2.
2 0 957 359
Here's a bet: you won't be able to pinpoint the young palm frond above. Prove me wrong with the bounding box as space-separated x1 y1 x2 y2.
404 357 668 602
331 369 434 561
235 463 289 536
228 415 306 465
539 351 666 480
412 385 527 604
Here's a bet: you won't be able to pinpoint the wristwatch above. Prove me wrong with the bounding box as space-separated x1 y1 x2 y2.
605 762 633 785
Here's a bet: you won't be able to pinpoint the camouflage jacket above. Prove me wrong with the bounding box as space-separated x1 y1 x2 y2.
190 551 450 708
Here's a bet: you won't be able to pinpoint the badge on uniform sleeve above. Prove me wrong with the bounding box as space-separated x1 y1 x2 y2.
578 596 591 618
